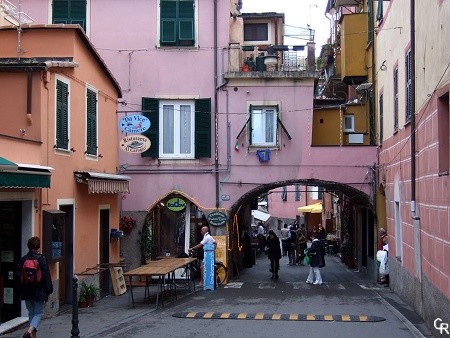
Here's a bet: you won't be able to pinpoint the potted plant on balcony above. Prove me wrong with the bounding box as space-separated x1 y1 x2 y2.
79 281 99 307
120 216 137 236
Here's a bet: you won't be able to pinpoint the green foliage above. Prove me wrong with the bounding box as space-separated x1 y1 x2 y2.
139 215 153 263
79 281 99 300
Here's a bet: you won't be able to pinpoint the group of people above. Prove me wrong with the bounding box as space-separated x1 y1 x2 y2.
265 223 326 285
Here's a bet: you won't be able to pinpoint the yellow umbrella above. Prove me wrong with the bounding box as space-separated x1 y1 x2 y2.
297 202 322 213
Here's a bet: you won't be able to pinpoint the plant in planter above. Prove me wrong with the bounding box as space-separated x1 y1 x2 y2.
79 281 99 307
139 215 154 264
120 216 137 235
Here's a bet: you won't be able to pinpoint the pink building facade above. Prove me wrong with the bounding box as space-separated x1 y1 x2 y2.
16 0 377 284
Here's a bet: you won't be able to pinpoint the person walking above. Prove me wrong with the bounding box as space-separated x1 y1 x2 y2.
305 232 326 285
17 236 53 338
280 224 290 256
287 225 297 265
266 230 282 279
296 229 308 265
189 226 216 287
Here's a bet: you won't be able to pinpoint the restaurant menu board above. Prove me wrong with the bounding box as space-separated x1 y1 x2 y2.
214 236 227 268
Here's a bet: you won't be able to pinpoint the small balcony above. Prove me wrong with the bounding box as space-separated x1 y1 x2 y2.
223 44 320 80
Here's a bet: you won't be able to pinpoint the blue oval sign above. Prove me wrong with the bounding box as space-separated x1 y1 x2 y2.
119 115 151 134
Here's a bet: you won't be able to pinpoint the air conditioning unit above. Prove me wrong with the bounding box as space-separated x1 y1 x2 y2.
348 133 364 144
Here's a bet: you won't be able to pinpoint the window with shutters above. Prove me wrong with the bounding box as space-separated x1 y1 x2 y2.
86 88 97 156
295 184 301 201
281 186 287 202
52 0 87 32
159 0 195 47
379 92 383 145
250 106 278 147
405 49 412 123
141 97 211 159
55 77 70 151
393 66 399 132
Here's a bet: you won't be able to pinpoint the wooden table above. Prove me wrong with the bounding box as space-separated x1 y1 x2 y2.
123 257 197 308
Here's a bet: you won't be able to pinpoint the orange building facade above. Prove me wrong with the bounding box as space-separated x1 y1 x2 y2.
0 25 126 322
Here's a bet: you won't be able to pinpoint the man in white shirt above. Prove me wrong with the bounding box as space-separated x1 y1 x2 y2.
190 226 216 287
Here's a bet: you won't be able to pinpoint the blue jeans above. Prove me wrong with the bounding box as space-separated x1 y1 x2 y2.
25 300 44 330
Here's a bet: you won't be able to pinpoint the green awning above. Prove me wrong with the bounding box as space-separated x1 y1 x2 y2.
0 157 18 171
0 159 52 188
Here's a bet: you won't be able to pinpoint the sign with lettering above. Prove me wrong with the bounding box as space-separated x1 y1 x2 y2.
167 198 186 212
120 135 151 153
119 115 151 133
207 210 227 227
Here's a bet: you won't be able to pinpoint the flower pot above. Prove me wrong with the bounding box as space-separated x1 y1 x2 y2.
86 296 95 307
78 301 88 308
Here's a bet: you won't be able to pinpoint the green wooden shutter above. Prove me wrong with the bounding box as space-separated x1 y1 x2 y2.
53 0 68 24
52 0 86 31
141 98 159 158
178 1 194 41
194 98 211 158
161 1 177 44
56 80 69 149
248 104 253 145
86 89 97 155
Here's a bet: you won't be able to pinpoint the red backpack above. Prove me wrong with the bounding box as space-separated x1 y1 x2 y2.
21 256 42 285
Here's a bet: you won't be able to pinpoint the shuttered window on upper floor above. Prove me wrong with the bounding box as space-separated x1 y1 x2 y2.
56 79 69 150
160 0 195 46
86 88 97 156
52 0 87 32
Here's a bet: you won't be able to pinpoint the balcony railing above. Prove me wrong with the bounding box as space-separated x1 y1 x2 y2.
222 44 320 80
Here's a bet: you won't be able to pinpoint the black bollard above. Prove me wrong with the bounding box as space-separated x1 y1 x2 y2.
71 276 80 338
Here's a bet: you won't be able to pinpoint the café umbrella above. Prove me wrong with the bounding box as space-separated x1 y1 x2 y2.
297 202 322 214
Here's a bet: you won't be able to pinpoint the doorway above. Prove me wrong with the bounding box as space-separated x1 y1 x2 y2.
99 209 110 298
0 202 22 322
59 205 74 304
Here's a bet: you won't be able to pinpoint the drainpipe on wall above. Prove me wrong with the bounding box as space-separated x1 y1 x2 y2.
214 0 220 208
410 0 423 317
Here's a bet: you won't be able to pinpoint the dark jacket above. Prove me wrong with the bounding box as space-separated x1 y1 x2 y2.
17 251 53 301
266 234 282 261
307 239 326 268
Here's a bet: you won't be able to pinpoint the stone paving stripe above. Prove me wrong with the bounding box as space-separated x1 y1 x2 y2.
173 312 386 322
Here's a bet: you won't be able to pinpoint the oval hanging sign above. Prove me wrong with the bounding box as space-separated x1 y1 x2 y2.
207 210 227 227
119 115 151 134
167 198 186 212
120 135 151 153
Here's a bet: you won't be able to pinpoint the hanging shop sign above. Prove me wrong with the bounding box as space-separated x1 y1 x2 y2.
120 135 151 153
119 115 151 134
206 210 227 227
167 198 186 212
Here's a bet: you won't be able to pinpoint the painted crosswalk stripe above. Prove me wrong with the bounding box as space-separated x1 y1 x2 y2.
174 312 385 322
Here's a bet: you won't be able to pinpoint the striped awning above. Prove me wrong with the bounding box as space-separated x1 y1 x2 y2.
74 171 130 194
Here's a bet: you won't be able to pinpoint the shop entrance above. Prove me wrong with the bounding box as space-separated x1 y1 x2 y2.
0 202 22 322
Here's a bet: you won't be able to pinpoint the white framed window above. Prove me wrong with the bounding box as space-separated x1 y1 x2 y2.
250 106 277 146
343 115 355 132
244 22 270 44
159 100 195 158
